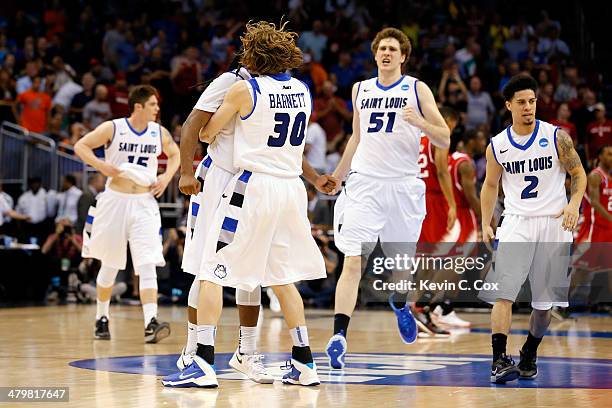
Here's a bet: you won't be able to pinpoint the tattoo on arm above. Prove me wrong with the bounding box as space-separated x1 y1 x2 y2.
570 175 579 198
557 129 586 202
557 131 581 172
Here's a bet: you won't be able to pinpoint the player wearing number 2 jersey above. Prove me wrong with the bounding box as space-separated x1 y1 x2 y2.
479 74 586 384
326 27 451 369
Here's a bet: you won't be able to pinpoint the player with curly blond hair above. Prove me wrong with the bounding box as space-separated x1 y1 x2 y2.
162 20 338 389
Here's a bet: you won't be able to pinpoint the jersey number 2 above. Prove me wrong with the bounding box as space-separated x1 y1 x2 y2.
521 175 538 199
267 112 307 147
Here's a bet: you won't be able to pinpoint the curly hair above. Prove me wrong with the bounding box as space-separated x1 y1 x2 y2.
371 27 412 61
238 21 303 75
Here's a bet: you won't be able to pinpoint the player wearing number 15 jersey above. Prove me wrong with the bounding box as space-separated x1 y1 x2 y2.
75 85 180 344
327 27 451 368
479 74 586 384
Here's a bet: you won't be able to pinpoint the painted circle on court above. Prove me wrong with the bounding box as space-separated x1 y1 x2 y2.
70 352 612 389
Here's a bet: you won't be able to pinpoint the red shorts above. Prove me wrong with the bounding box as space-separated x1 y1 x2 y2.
444 208 478 257
456 207 478 243
419 192 449 243
573 225 612 272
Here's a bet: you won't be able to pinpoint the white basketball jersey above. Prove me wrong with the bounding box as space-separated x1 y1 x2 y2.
351 75 423 178
194 67 251 173
490 120 567 217
234 73 312 177
106 118 162 185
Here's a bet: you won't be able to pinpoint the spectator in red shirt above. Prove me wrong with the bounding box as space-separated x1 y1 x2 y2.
586 103 612 162
16 76 52 133
107 71 130 118
550 102 577 144
536 82 558 122
314 80 352 142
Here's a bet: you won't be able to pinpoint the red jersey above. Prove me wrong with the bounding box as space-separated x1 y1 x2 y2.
418 137 442 193
449 152 475 209
577 168 612 242
449 152 478 243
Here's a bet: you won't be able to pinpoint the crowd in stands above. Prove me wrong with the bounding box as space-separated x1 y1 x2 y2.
0 0 609 305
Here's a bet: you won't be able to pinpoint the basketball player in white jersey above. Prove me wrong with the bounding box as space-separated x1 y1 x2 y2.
161 21 332 388
171 65 275 383
479 74 586 383
326 28 451 369
74 85 180 343
168 59 337 384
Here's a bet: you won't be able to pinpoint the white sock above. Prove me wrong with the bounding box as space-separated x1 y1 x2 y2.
290 326 309 347
142 303 157 327
96 299 110 320
186 322 197 354
197 325 216 346
239 326 257 355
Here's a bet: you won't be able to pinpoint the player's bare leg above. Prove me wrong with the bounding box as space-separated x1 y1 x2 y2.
138 264 170 343
271 284 319 386
94 265 119 340
333 255 362 318
490 299 519 383
517 308 552 379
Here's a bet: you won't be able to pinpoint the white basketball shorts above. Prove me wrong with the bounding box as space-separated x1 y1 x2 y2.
182 156 235 275
82 189 164 270
479 214 573 310
334 172 426 257
199 170 326 292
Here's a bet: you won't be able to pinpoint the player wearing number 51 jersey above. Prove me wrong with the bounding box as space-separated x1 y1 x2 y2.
327 27 451 368
479 74 586 384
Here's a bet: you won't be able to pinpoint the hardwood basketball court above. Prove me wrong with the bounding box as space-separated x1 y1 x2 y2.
0 305 610 407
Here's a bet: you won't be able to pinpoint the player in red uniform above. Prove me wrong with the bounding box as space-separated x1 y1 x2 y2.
418 107 459 244
430 129 487 328
413 107 458 336
451 130 487 244
572 145 612 306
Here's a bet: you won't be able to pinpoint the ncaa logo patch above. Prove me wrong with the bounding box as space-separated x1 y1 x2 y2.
214 264 227 279
539 138 548 147
401 84 410 91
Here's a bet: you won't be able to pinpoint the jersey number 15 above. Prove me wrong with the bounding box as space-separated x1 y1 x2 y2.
127 155 149 167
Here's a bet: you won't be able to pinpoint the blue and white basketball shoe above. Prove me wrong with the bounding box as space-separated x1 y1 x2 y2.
389 293 418 344
161 355 218 388
325 334 347 369
176 347 195 371
281 359 320 386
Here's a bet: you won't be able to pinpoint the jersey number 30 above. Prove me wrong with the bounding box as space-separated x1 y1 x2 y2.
267 112 307 147
521 175 538 199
